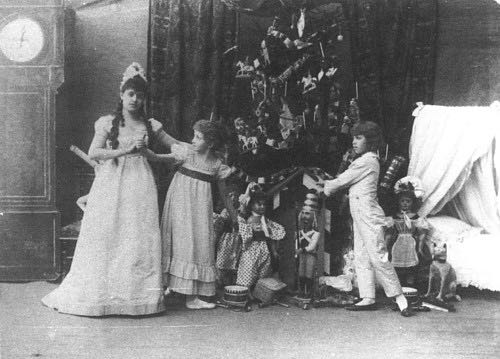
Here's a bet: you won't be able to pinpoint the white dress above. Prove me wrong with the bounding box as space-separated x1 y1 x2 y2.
161 144 231 296
41 116 165 316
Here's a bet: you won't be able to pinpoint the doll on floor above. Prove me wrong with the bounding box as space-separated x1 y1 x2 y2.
236 183 286 291
295 195 320 298
213 181 243 287
385 176 430 288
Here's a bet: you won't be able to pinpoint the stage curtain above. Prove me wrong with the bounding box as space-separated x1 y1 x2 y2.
340 0 438 153
148 0 237 140
220 0 336 16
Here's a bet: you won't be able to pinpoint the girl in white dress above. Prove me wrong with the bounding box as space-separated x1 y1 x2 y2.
158 120 238 310
42 63 178 316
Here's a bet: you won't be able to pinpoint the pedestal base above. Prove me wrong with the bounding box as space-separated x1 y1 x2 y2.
0 210 60 281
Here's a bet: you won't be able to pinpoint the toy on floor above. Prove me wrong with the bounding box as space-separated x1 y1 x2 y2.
295 193 320 298
425 242 461 303
289 192 321 310
312 275 358 308
385 176 430 287
421 296 456 312
213 181 244 288
235 183 286 292
390 287 430 313
216 285 252 312
312 292 358 308
253 277 289 308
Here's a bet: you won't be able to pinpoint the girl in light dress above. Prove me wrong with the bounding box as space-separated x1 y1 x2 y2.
42 63 179 316
147 120 238 310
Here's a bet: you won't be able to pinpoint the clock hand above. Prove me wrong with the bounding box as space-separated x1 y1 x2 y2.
19 26 26 48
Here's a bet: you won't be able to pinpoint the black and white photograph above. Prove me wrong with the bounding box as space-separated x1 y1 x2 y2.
1 0 499 358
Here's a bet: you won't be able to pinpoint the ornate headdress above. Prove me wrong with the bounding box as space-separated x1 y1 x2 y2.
394 176 424 228
394 176 425 199
299 192 319 230
120 62 147 92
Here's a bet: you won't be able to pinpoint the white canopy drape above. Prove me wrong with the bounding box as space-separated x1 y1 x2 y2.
408 103 500 235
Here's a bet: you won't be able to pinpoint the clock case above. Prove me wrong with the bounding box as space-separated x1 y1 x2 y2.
0 0 64 281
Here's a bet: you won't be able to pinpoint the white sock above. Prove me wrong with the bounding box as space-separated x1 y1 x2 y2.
356 297 375 306
395 294 408 311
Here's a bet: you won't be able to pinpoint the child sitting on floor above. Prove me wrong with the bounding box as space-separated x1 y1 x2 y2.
236 183 286 291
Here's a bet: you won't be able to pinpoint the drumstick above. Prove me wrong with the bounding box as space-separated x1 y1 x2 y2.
276 301 290 308
70 145 98 168
215 301 229 309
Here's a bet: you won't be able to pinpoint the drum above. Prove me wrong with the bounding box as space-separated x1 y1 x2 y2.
224 285 248 305
402 287 419 306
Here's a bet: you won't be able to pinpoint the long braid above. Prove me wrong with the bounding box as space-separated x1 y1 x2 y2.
144 116 154 149
140 104 153 148
110 101 124 150
109 101 124 165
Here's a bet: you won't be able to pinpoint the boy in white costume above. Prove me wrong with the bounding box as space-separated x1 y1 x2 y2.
324 121 412 317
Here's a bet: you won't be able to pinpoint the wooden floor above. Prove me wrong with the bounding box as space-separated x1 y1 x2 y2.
1 282 499 359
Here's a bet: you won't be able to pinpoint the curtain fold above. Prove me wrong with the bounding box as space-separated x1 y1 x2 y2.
446 148 500 235
148 0 237 140
340 0 437 153
408 104 500 234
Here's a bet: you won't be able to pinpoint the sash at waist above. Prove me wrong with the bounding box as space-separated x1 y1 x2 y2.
123 153 144 158
253 231 270 242
177 166 215 183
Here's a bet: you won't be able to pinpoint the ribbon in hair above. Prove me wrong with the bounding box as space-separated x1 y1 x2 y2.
120 62 147 90
394 176 425 199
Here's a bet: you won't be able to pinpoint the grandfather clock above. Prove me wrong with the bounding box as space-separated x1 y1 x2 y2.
0 0 64 281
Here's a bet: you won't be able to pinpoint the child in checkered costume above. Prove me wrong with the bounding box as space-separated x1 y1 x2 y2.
213 182 243 287
236 183 286 289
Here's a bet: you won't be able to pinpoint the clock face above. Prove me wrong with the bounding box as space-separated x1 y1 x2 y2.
0 18 45 63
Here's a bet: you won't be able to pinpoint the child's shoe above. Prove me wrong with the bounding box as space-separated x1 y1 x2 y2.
186 297 216 310
400 306 414 317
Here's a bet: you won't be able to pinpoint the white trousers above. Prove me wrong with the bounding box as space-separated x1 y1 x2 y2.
351 197 403 299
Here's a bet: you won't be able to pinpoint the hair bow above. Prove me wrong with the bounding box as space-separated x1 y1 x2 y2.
120 62 147 90
394 176 425 199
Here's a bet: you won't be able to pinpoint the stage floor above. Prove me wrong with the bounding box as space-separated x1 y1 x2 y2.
1 282 499 359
